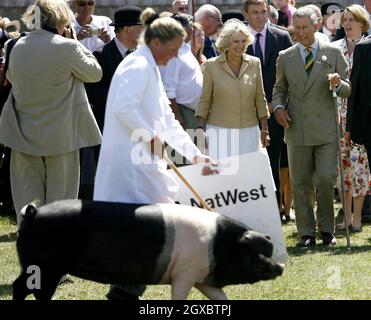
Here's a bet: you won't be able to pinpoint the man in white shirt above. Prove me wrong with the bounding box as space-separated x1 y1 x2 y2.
71 0 115 52
160 13 203 131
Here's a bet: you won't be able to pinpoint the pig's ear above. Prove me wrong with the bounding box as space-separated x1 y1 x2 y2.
241 231 273 258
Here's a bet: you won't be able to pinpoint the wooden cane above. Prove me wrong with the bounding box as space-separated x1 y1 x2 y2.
164 153 213 211
332 87 351 249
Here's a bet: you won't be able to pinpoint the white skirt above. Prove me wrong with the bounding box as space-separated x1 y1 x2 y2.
205 124 274 189
205 124 268 159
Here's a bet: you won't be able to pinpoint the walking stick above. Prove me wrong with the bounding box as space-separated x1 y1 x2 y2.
332 87 351 248
164 153 213 212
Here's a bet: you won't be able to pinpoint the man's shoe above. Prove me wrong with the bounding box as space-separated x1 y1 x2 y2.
297 236 316 247
321 232 337 245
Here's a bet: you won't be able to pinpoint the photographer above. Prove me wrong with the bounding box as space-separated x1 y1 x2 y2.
0 0 102 224
71 0 114 52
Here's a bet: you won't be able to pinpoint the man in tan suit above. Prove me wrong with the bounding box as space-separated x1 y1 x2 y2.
0 0 102 223
272 7 351 247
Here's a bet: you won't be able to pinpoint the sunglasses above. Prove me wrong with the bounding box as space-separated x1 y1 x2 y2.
77 1 95 6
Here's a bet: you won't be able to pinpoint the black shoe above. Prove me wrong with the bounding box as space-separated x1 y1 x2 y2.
321 232 337 245
106 286 139 301
297 236 316 247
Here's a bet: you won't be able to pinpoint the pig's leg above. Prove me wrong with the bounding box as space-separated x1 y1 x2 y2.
194 283 228 300
33 271 63 301
13 272 31 300
171 277 195 300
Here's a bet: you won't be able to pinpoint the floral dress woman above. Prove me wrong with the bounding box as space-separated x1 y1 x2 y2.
334 37 371 198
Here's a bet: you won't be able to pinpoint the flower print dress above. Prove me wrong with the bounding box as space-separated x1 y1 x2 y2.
334 37 371 197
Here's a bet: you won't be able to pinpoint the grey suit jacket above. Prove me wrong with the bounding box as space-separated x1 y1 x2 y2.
272 40 351 146
0 29 102 156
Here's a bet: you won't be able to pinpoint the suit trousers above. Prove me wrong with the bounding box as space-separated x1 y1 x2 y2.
10 150 80 224
178 104 197 130
266 117 284 208
287 142 337 237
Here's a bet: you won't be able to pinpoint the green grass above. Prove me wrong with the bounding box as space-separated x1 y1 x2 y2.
1 210 370 300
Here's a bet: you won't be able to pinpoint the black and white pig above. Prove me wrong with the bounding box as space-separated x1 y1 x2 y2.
13 200 283 300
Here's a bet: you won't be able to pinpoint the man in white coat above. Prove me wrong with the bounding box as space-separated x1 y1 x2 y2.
94 9 215 300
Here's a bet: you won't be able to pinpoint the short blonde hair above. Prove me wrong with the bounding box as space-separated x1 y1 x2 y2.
141 7 185 45
22 0 72 30
341 4 370 34
215 19 253 52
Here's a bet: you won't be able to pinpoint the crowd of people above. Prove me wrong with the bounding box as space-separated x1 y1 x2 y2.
0 0 370 300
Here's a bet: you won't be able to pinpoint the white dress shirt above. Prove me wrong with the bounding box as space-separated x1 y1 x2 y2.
160 42 203 110
74 15 115 52
113 37 130 57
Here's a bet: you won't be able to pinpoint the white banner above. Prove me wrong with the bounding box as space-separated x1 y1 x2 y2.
169 152 288 263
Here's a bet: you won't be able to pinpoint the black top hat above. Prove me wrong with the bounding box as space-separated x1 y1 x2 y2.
222 10 245 23
110 6 142 27
321 2 344 16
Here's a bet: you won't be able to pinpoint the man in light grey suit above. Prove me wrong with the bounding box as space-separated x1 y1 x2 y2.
272 7 351 247
0 0 102 224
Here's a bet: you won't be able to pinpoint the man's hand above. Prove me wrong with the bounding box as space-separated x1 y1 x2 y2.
98 28 111 43
77 28 92 40
275 108 291 128
192 155 220 176
328 73 341 90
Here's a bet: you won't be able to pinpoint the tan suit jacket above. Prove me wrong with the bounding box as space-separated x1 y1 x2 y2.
196 53 269 128
272 41 351 146
0 29 102 156
272 40 351 236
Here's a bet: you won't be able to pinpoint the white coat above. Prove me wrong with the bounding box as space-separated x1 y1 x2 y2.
93 44 202 204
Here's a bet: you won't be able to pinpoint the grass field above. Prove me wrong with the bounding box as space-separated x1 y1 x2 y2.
0 209 370 300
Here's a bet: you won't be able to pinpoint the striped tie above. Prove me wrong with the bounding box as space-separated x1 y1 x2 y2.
305 47 314 76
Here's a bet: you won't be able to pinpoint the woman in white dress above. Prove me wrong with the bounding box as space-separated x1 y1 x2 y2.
195 19 270 160
93 8 214 300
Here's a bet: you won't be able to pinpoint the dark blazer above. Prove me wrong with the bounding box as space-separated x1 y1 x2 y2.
247 25 292 103
246 24 292 207
203 36 218 59
346 37 371 146
86 39 123 131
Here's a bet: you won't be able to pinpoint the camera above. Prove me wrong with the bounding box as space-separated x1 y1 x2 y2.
87 28 102 36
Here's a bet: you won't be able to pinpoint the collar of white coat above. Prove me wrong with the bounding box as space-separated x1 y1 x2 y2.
136 44 158 69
